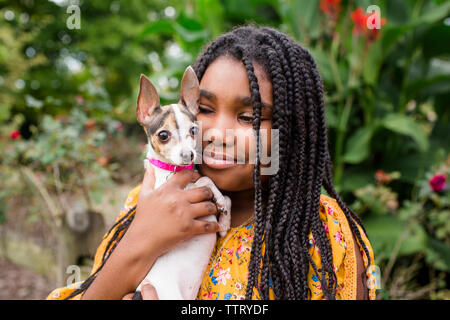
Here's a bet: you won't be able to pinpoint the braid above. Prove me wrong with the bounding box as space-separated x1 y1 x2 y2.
241 50 266 300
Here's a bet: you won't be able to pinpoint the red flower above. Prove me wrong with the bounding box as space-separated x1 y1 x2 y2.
320 0 341 20
351 7 366 35
10 130 21 140
351 7 386 42
375 169 392 184
429 174 447 192
84 118 96 131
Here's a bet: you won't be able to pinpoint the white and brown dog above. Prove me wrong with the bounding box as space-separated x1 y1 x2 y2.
132 66 232 300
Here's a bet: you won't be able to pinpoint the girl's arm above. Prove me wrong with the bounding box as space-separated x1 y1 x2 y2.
81 166 220 299
352 232 369 300
81 222 160 299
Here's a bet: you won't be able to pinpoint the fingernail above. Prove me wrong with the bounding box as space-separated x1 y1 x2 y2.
142 278 151 286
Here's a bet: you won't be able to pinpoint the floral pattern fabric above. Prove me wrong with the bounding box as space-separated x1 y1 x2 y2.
47 185 377 300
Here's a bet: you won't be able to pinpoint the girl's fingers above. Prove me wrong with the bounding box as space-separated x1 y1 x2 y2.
141 280 159 300
191 220 220 235
122 293 134 300
189 201 218 218
185 186 214 203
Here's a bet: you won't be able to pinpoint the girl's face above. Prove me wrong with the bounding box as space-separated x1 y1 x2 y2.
197 56 273 192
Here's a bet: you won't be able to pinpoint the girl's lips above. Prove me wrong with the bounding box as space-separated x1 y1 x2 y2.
202 153 237 169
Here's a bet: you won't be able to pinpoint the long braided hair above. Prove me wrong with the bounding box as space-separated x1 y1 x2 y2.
192 25 372 300
66 25 372 300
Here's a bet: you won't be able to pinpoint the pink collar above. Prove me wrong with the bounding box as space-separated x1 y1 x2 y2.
147 158 193 172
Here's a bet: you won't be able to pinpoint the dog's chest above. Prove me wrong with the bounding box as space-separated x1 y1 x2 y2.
153 165 180 189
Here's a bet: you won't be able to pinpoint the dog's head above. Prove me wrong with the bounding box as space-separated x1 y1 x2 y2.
137 66 200 166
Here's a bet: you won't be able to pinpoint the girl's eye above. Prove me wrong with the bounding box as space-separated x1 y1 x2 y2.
157 130 171 142
190 126 198 136
239 114 254 123
198 105 214 114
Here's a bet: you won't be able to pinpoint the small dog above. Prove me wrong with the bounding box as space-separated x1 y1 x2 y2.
132 66 232 300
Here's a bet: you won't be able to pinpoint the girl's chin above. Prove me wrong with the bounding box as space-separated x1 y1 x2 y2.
197 163 252 191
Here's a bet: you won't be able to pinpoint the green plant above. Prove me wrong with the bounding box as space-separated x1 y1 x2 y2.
351 151 449 299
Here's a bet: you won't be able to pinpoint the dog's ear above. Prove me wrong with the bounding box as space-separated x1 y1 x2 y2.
137 74 160 125
180 66 200 115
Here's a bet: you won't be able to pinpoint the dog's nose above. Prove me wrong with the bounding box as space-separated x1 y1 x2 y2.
181 151 194 163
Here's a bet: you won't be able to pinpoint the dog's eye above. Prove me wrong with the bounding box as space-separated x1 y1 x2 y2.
157 130 171 142
190 126 198 137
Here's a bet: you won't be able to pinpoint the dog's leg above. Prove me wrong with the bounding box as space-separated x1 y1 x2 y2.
188 176 231 237
217 196 231 237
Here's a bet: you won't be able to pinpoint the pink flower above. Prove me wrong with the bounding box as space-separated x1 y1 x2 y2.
327 206 334 216
334 230 343 244
323 222 329 233
114 121 124 131
75 94 84 104
217 268 231 285
10 130 20 140
236 244 246 255
429 174 447 192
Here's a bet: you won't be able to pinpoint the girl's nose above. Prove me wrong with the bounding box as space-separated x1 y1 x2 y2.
206 127 235 147
204 116 236 147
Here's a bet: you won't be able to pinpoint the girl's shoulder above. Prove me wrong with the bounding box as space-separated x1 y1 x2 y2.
308 194 377 300
114 184 142 222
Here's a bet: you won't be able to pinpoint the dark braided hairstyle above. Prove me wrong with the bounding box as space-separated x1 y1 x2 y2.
191 25 372 300
65 24 372 300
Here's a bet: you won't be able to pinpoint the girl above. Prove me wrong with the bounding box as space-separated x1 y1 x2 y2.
47 25 376 300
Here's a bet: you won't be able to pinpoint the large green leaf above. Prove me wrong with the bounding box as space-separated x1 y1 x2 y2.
363 40 383 85
308 48 334 85
411 1 450 25
137 18 209 44
364 215 428 258
342 125 376 164
195 0 225 38
427 237 450 272
380 113 429 152
379 1 450 60
278 0 320 41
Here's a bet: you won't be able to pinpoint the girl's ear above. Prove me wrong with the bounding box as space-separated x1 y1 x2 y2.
180 66 200 115
137 74 160 125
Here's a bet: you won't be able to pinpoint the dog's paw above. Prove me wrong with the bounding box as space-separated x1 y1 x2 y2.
218 196 231 238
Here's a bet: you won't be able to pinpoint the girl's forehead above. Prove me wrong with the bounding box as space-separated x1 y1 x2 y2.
199 56 273 106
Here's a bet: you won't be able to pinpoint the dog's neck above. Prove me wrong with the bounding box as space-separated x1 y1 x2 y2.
148 158 194 190
145 137 196 189
148 158 193 172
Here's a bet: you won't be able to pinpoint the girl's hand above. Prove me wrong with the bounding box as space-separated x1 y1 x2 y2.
122 280 159 300
123 160 221 258
82 161 220 300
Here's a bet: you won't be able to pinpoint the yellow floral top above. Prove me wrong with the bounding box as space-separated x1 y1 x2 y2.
47 184 377 300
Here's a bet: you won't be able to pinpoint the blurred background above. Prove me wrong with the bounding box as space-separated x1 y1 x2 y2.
0 0 448 300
